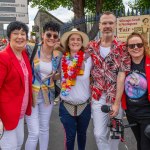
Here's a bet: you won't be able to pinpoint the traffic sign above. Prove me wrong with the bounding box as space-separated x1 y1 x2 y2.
0 1 27 13
0 0 28 23
0 13 28 23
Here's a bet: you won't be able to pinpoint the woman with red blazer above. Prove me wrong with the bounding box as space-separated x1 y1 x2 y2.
122 32 150 150
0 21 32 150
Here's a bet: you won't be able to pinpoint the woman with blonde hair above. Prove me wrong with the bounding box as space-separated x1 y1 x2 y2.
122 32 150 150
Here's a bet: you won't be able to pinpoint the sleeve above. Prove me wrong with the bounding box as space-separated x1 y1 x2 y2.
86 41 95 54
0 57 8 88
119 43 131 72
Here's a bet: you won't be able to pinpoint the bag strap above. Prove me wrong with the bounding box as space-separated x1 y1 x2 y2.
30 39 39 64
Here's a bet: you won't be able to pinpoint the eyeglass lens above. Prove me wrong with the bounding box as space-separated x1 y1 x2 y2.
46 33 58 39
128 43 144 49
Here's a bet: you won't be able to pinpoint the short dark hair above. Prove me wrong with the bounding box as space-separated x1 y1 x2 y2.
43 21 60 33
100 11 116 22
7 21 29 40
142 18 149 22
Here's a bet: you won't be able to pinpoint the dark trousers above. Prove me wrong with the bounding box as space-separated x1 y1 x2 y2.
59 102 91 150
126 114 150 150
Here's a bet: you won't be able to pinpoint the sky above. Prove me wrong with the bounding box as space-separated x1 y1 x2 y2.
3 4 74 31
27 4 74 32
27 0 132 31
4 0 133 31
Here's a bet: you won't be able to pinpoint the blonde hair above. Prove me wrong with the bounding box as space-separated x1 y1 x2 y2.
126 32 150 57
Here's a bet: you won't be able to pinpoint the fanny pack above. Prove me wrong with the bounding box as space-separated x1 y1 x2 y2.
61 98 90 116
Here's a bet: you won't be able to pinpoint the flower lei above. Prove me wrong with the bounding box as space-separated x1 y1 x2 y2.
61 50 84 96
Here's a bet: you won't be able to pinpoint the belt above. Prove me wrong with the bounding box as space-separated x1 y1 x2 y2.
60 98 90 106
60 98 91 116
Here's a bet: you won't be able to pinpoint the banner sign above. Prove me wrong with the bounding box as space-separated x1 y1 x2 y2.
117 15 150 45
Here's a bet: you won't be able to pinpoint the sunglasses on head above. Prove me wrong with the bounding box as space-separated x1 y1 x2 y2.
46 33 58 39
127 43 144 49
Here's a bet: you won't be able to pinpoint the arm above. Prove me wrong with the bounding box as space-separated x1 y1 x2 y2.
110 71 125 117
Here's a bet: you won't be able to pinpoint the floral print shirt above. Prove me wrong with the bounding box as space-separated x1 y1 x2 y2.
88 36 131 104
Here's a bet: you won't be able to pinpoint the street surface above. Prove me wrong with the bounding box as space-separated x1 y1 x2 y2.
23 103 136 150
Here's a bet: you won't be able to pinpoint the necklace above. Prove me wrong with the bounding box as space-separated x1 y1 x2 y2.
41 48 52 60
61 50 84 96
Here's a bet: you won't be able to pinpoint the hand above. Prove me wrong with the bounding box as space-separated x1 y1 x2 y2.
109 103 119 118
53 73 60 80
54 42 64 53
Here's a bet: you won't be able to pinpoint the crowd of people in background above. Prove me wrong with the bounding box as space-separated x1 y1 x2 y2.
0 38 8 50
0 10 150 150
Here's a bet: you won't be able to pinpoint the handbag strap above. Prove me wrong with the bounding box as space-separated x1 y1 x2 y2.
30 38 39 64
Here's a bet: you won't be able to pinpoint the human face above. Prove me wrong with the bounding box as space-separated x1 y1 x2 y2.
10 29 27 51
42 30 59 47
127 36 144 61
68 33 83 53
99 14 116 38
143 18 149 25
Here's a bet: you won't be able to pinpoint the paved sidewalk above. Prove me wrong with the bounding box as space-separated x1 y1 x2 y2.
23 104 136 150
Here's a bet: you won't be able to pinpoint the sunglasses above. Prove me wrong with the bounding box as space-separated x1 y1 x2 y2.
46 33 58 39
127 43 144 49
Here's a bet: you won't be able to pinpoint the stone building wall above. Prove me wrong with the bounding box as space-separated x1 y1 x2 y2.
34 10 64 38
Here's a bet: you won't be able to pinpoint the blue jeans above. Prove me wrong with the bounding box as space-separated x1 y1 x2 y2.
59 102 91 150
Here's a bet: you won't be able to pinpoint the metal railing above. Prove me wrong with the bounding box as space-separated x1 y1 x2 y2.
60 8 150 39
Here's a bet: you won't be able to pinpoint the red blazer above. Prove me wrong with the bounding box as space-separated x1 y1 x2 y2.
122 56 150 110
0 44 32 130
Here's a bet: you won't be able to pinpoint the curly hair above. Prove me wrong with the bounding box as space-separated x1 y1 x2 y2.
126 32 150 57
43 21 60 33
7 21 29 40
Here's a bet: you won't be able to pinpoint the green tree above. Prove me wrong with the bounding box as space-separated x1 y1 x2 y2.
29 0 124 39
128 0 150 10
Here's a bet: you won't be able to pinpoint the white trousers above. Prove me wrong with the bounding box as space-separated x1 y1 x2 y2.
91 93 123 150
25 98 53 150
0 118 24 150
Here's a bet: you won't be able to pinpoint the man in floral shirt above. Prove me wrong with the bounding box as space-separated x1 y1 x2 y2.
88 11 130 150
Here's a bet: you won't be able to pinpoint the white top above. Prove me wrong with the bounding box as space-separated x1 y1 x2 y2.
39 60 52 80
60 57 92 105
38 60 52 101
100 46 111 59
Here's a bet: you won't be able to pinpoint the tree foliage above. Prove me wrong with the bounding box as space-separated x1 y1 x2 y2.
128 0 150 10
29 0 125 39
102 0 124 12
30 0 124 14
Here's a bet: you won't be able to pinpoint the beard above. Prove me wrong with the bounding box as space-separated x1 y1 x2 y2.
102 27 114 38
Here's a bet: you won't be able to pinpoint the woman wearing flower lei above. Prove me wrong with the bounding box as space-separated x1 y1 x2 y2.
59 28 92 150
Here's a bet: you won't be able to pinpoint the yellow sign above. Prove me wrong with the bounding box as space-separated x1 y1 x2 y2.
117 15 150 45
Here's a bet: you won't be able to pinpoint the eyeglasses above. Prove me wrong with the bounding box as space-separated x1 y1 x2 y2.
46 33 58 39
127 43 144 49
